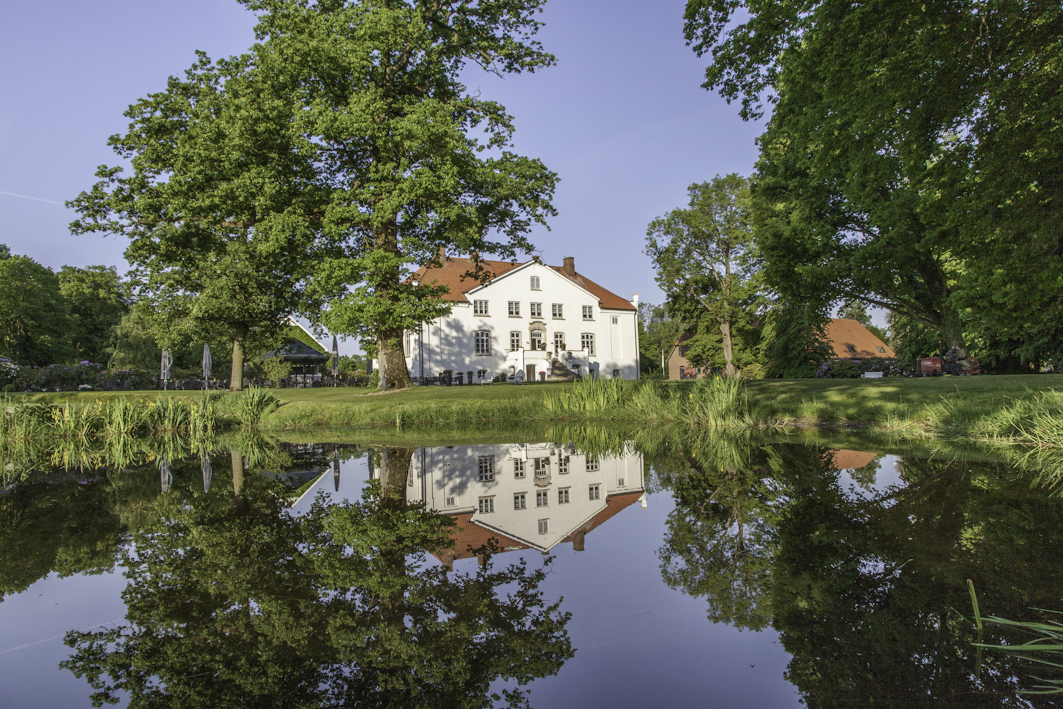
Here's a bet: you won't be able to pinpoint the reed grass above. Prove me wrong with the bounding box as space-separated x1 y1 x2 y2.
974 610 1063 694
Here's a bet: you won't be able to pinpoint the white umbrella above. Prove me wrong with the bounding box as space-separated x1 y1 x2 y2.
202 344 212 390
161 349 173 391
331 335 339 386
202 454 212 493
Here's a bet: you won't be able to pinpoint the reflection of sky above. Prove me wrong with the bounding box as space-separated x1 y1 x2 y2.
838 454 904 503
0 572 128 708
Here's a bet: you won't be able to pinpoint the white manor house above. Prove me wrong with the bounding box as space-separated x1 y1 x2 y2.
403 251 641 382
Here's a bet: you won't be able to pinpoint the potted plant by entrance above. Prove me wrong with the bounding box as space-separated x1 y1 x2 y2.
439 369 453 386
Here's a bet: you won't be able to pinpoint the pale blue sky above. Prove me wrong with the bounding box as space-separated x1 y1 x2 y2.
0 0 766 350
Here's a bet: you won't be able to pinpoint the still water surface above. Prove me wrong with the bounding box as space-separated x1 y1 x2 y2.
1 435 1061 707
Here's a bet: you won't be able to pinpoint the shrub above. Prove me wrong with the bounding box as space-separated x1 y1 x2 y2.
0 358 18 388
816 359 863 378
13 361 104 391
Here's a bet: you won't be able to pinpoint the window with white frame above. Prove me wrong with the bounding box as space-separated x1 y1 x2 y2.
581 333 595 355
446 496 457 507
612 316 619 324
514 493 526 510
508 301 520 316
477 369 488 380
585 458 599 472
474 300 489 315
558 456 569 474
534 458 549 478
477 455 494 482
404 331 411 356
538 519 549 535
530 302 542 318
478 497 494 514
582 305 593 319
589 484 600 501
510 331 521 351
530 275 541 290
618 478 625 487
474 330 490 355
530 330 543 350
552 303 563 318
514 459 525 478
536 490 549 508
553 333 565 351
558 488 570 504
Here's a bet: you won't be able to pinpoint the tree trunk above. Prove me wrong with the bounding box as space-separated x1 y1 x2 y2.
719 319 736 377
377 328 412 390
231 450 244 496
229 326 247 391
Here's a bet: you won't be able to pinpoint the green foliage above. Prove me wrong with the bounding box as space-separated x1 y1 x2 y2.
57 265 128 364
234 386 278 427
0 254 75 365
638 302 684 377
646 175 761 377
286 324 326 355
760 301 833 378
685 0 1063 357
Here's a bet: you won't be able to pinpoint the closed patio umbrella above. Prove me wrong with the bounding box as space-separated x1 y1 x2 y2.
202 344 212 390
331 335 339 386
202 454 212 493
161 349 173 391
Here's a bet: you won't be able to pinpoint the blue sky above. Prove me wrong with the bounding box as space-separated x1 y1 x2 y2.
0 0 766 351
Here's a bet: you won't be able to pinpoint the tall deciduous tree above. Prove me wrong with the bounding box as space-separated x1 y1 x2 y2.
684 0 1063 363
646 175 758 377
70 51 331 390
245 0 559 389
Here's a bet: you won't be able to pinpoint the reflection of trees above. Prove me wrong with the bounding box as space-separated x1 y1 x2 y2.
656 441 1063 706
0 470 121 603
62 446 573 709
654 437 823 631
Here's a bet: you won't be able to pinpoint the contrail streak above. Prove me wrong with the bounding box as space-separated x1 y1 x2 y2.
0 190 66 206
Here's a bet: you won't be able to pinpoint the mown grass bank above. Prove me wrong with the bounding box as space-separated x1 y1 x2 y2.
7 374 1063 448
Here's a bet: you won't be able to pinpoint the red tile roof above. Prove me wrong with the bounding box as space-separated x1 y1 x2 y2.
831 449 879 470
411 256 635 311
825 319 895 359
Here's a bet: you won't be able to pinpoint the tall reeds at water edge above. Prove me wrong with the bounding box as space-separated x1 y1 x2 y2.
0 395 219 442
542 376 750 427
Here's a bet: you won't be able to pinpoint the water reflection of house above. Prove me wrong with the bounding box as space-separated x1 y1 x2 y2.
402 443 646 564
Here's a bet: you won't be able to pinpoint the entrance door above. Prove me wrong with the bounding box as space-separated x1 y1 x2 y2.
530 330 543 351
526 364 536 382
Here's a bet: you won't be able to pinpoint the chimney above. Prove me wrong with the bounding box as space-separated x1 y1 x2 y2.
441 552 456 571
562 256 575 277
572 530 585 552
631 293 639 307
437 245 447 262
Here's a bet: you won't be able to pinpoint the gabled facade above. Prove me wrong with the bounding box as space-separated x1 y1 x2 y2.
404 253 640 381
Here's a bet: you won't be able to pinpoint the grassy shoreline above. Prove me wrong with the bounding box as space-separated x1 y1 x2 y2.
6 374 1063 448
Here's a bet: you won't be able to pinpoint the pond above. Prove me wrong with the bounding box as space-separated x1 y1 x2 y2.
1 432 1062 708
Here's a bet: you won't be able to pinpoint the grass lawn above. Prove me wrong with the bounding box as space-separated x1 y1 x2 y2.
9 374 1062 432
744 373 1061 423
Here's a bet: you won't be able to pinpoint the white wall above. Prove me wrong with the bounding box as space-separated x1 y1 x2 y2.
407 442 645 553
404 261 640 380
